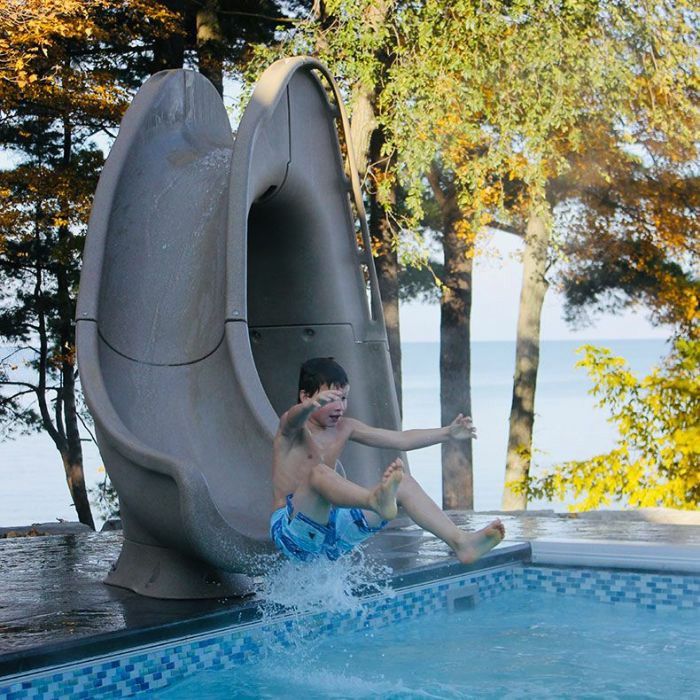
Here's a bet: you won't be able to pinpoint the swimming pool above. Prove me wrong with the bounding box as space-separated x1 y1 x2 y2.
159 587 698 699
1 540 698 699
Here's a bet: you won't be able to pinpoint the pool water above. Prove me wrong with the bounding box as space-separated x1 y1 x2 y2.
155 589 699 699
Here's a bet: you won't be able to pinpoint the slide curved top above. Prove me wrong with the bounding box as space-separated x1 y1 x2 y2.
78 70 232 365
77 58 403 583
226 56 384 329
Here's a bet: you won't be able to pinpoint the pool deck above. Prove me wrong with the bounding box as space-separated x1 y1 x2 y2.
2 510 699 679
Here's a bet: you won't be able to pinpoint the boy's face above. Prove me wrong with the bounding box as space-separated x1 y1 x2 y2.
306 383 349 428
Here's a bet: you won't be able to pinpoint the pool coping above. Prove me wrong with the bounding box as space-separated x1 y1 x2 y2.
530 538 700 574
0 542 529 680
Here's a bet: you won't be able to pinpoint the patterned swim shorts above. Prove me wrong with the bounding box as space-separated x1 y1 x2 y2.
270 494 387 561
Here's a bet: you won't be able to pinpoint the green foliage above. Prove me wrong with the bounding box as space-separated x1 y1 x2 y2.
0 1 175 444
524 340 700 510
384 0 612 216
398 261 443 303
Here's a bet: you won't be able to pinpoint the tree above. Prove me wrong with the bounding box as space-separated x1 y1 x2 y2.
152 0 300 95
503 0 699 508
420 167 475 508
523 340 699 510
0 0 178 527
1 0 307 527
557 149 699 341
382 1 580 509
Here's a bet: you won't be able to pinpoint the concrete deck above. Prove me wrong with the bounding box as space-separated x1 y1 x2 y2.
1 510 698 678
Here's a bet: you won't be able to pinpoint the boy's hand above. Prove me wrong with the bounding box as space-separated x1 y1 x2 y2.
448 414 477 440
307 388 343 409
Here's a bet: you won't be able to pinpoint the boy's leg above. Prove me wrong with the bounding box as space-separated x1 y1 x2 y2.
292 460 403 524
365 473 505 565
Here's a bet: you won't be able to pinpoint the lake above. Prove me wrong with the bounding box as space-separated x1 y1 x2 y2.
0 338 668 527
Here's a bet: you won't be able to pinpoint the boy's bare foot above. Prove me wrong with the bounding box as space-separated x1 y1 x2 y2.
369 459 404 521
452 519 505 565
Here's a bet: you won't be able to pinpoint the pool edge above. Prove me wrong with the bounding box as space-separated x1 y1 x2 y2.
0 543 530 680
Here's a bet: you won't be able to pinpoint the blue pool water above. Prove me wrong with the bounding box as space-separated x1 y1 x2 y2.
156 589 699 699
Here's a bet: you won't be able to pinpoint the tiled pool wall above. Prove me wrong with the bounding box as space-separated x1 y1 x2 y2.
521 566 699 610
2 564 699 700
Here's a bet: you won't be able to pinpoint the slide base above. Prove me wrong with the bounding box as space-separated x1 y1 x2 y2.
104 538 255 600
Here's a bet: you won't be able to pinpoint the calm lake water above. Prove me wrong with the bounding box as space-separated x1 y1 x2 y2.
0 339 667 527
401 338 667 512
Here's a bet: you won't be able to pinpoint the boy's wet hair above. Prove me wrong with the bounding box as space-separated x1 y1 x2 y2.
298 357 349 399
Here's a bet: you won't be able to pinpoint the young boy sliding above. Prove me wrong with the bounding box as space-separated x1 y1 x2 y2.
270 357 505 563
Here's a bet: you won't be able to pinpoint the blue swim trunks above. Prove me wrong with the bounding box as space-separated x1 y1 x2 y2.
270 494 387 561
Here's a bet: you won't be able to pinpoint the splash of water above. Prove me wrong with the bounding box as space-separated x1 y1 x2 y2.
249 547 395 663
257 547 394 618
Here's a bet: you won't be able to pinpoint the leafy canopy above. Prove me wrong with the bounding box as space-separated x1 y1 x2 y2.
524 340 700 510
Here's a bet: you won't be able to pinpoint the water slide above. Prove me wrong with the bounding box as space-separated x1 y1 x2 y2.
76 58 407 599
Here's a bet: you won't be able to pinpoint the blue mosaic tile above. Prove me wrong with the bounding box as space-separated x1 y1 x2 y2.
515 566 700 610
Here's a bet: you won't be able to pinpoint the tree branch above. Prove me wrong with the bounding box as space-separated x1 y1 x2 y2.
33 255 63 448
427 161 453 213
0 380 40 391
2 388 36 401
488 220 526 237
76 410 98 445
1 346 39 363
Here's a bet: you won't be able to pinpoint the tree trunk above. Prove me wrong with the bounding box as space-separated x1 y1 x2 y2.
57 113 94 528
427 166 475 509
369 165 402 410
61 452 95 529
152 0 186 72
196 0 223 97
59 289 94 529
349 84 377 173
502 211 551 510
440 215 474 509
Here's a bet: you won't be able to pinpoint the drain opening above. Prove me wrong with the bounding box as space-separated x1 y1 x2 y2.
446 584 480 613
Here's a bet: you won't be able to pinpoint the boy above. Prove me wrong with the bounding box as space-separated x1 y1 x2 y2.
270 357 505 563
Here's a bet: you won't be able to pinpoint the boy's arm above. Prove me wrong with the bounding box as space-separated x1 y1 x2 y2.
279 388 344 437
346 414 476 450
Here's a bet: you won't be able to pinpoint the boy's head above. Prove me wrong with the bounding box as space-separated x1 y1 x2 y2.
298 357 349 401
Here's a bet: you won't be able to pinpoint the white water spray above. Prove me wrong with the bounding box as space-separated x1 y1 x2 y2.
250 548 395 662
257 547 394 617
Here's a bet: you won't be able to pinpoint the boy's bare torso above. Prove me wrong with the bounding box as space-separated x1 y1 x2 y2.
272 417 356 510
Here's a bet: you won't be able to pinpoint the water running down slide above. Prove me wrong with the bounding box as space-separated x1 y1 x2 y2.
76 58 407 598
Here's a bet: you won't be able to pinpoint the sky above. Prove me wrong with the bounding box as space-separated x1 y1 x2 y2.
399 229 670 343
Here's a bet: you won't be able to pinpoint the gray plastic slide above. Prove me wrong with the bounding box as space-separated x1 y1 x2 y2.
76 58 405 599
